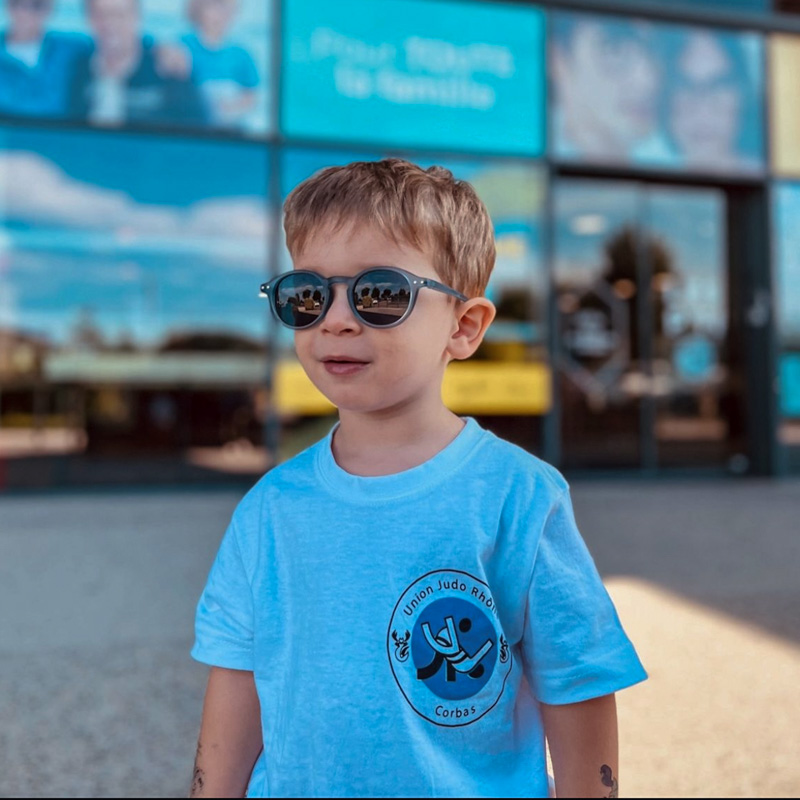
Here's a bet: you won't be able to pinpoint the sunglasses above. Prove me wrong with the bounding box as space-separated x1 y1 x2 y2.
259 267 467 330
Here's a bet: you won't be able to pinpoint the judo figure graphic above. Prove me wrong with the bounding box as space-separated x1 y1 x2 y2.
417 615 494 682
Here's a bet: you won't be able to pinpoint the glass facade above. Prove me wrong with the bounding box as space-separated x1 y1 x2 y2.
0 0 796 487
0 126 270 483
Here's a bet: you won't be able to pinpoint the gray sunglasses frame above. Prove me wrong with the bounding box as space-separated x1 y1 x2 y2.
259 267 468 330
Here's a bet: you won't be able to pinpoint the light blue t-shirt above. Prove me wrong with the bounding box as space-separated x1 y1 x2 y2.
192 418 647 798
181 32 259 87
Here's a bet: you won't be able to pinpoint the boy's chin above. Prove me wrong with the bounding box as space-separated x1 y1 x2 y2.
315 384 400 416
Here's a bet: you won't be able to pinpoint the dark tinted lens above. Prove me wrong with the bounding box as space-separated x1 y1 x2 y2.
274 272 328 328
353 269 411 326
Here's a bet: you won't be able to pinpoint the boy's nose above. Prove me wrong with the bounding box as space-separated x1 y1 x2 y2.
320 284 361 334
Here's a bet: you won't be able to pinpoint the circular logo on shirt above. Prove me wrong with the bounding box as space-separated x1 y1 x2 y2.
387 569 513 727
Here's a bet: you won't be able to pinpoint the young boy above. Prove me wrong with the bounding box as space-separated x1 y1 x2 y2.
190 159 647 798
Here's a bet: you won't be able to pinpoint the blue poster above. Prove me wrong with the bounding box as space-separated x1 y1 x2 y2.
0 0 271 134
282 0 545 156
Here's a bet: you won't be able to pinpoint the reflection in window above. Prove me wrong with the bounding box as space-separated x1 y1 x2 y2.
0 127 270 485
554 181 642 469
550 12 764 175
554 180 735 470
645 187 738 468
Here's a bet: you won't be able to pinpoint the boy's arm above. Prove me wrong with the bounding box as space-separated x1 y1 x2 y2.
542 692 620 798
189 666 263 798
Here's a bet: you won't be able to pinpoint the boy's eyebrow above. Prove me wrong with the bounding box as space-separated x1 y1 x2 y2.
294 263 403 273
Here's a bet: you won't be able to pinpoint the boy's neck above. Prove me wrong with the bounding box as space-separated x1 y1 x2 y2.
332 402 465 478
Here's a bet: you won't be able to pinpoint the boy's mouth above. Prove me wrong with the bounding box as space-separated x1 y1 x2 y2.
321 356 370 375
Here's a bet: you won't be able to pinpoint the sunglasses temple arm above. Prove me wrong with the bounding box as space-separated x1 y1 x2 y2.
426 279 469 303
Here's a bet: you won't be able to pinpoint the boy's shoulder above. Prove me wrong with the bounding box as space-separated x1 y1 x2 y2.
474 425 570 499
232 430 329 511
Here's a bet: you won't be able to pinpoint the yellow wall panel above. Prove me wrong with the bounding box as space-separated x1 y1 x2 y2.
770 36 800 177
275 360 552 415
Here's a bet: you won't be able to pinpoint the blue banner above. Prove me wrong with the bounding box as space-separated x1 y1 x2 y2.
282 0 545 156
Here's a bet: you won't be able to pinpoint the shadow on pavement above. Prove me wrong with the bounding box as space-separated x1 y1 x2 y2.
571 477 800 645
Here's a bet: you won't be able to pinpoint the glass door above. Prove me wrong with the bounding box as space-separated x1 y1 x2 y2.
646 187 743 469
775 185 800 471
553 180 642 469
553 178 740 471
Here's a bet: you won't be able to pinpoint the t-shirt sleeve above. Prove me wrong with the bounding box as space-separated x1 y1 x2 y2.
236 48 260 88
521 489 647 705
191 517 255 671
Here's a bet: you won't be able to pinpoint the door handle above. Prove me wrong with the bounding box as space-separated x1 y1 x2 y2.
745 288 770 328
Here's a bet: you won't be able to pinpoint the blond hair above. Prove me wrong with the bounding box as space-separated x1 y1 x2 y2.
282 158 495 298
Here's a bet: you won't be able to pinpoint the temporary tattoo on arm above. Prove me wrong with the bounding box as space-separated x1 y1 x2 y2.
600 764 618 798
189 742 205 797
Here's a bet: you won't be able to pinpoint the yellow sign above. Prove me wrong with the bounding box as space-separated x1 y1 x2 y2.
274 360 551 415
274 361 336 414
771 36 800 176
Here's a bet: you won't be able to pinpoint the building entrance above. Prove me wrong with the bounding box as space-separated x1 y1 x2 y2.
553 178 747 472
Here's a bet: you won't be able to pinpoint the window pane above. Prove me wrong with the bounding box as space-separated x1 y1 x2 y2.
646 187 739 468
0 0 272 134
553 179 642 469
550 12 765 175
774 184 800 452
282 0 545 155
0 127 270 486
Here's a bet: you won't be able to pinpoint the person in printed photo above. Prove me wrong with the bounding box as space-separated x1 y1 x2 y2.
68 0 207 128
665 30 763 174
0 0 91 117
180 0 259 129
551 14 672 165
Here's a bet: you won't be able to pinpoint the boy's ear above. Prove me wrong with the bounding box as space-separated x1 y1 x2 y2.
447 297 496 361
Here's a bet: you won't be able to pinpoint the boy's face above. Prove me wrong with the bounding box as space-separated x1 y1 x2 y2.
292 223 459 416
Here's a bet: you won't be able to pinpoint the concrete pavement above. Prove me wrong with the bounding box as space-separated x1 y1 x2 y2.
0 478 798 797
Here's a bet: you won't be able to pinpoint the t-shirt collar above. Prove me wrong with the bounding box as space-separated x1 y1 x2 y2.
316 416 486 503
